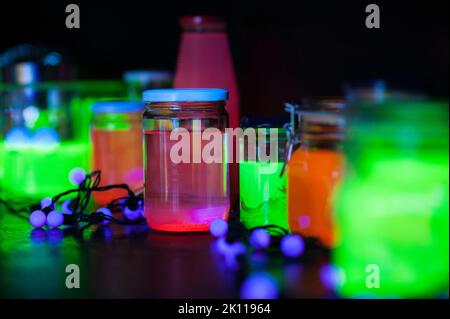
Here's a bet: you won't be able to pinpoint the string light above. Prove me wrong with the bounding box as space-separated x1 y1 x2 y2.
29 210 46 228
281 234 305 258
248 229 271 250
209 218 228 238
46 210 64 228
1 170 146 231
123 206 142 221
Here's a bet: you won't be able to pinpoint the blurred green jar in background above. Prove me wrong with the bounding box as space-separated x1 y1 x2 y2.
333 96 449 298
0 80 126 198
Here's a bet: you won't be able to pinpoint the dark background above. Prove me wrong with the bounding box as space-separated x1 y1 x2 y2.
0 0 448 115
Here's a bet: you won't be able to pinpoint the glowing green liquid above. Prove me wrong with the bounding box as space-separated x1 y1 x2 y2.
0 141 90 199
239 161 288 230
333 100 449 298
0 81 127 198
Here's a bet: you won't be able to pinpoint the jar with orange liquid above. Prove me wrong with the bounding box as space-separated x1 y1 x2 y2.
91 101 144 205
287 98 345 247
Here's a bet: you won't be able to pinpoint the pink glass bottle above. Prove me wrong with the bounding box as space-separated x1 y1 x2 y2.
174 16 240 206
142 89 230 232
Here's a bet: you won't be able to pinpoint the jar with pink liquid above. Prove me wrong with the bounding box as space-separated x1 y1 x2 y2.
142 88 230 232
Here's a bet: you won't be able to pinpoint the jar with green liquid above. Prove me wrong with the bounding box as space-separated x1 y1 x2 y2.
239 116 289 230
333 97 449 298
0 81 126 198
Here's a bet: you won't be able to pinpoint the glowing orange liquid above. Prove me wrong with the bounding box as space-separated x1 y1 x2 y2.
91 127 143 205
287 148 343 247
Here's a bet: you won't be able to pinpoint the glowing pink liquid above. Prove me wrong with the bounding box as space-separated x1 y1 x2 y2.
174 31 240 207
144 131 230 232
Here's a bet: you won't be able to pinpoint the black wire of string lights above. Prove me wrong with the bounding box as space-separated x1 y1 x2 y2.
0 170 146 229
0 169 325 264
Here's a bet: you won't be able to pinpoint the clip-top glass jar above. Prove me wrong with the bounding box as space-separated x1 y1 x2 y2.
239 116 289 230
143 88 230 232
287 98 345 247
91 101 144 205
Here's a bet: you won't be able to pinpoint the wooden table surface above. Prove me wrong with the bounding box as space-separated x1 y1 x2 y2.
0 208 331 299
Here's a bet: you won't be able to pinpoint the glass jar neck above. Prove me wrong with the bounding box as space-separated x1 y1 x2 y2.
345 99 449 172
92 112 141 130
144 101 226 118
241 127 288 162
297 113 345 151
290 97 346 151
180 16 226 33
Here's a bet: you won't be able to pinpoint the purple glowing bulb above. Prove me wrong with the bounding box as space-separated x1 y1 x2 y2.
210 219 228 238
224 241 247 269
97 207 112 224
69 167 86 186
46 210 64 228
61 200 73 215
229 241 246 256
214 238 246 269
123 206 141 221
215 237 230 255
249 229 271 250
40 197 53 209
240 273 280 299
280 234 305 258
216 238 244 256
29 210 47 228
320 264 345 290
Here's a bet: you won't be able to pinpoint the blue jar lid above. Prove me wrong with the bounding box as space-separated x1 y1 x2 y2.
123 70 173 84
92 101 143 114
143 88 228 102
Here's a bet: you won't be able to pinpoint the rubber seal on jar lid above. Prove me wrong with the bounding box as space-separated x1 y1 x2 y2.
143 88 229 103
92 101 144 114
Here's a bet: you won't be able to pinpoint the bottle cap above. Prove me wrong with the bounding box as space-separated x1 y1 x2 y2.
143 88 228 102
92 101 143 114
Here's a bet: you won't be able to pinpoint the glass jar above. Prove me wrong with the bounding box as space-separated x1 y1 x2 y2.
91 101 144 205
0 81 126 198
287 98 345 247
333 96 449 298
239 116 289 230
143 88 230 232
